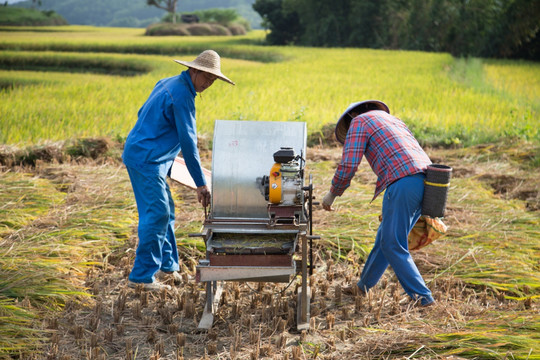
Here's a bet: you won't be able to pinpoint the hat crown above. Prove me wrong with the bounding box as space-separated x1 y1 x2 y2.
174 49 235 85
334 100 390 144
193 50 221 72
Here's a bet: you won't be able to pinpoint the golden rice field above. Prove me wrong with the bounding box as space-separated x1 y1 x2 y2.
0 26 539 360
0 26 539 147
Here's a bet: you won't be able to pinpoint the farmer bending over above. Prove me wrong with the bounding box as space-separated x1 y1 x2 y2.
322 100 435 306
122 50 234 291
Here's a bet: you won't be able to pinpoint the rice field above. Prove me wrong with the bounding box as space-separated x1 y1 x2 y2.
0 26 539 359
0 27 538 147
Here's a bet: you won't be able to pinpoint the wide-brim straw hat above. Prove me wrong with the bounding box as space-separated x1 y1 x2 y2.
174 50 235 85
335 100 390 144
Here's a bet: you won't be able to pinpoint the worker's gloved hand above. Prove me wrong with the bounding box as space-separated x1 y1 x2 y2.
196 185 211 208
322 191 337 211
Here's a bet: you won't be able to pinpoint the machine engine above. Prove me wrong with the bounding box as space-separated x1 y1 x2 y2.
260 147 303 205
260 147 305 223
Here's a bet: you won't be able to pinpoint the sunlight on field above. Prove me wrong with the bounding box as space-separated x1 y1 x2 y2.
0 27 538 146
484 60 540 104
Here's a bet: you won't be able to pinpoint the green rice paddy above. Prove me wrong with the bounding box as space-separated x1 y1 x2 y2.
0 27 538 147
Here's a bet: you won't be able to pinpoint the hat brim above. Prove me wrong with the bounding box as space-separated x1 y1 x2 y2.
335 100 390 144
174 59 235 85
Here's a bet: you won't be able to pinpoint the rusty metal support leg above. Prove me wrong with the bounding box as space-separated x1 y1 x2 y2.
297 233 310 331
198 280 223 330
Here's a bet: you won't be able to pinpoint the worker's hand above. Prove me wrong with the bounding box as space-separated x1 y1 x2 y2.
196 185 211 208
322 191 337 211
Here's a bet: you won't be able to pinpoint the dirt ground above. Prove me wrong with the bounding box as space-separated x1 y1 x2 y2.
18 143 538 360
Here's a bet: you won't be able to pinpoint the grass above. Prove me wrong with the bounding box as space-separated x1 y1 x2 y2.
0 50 153 75
312 155 539 295
0 167 136 357
0 27 538 147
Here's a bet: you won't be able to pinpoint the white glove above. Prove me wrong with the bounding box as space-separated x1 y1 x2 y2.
322 191 337 211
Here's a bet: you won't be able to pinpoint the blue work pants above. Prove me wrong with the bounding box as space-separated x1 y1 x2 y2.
358 174 434 305
125 161 179 283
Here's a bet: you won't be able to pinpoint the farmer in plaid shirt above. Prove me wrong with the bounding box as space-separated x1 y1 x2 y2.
322 100 435 306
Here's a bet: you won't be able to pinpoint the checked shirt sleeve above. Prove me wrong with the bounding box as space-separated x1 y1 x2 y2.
330 120 367 196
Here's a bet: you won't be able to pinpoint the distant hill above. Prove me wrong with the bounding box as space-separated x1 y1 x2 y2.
0 6 68 26
12 0 262 28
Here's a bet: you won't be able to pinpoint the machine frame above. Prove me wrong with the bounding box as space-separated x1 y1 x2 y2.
192 120 318 330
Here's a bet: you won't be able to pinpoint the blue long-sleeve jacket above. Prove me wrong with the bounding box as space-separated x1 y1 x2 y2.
122 70 205 187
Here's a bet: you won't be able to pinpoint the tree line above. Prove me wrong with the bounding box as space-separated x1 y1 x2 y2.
253 0 539 60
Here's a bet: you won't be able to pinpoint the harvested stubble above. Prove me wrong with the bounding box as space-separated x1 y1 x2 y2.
0 144 538 359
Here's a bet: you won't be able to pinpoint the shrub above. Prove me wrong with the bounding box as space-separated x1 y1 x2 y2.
145 22 234 36
161 8 250 34
203 23 232 36
227 23 247 36
185 23 216 36
233 17 251 32
194 8 239 25
145 23 190 36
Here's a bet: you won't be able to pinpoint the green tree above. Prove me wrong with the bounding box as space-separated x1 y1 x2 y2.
193 8 238 24
254 0 538 59
253 0 302 45
147 0 178 23
495 0 540 59
347 0 390 48
291 0 351 47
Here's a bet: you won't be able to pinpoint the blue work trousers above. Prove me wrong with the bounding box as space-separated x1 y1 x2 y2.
358 174 434 305
125 161 179 283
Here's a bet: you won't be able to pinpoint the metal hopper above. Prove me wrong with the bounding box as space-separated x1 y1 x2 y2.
193 120 318 330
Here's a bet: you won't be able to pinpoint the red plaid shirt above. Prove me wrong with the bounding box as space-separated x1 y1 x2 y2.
331 110 431 201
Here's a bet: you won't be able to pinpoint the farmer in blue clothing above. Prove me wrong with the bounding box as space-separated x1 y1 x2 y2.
123 50 234 291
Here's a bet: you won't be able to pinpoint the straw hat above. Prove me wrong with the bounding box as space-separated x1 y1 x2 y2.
335 100 390 144
174 50 235 85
